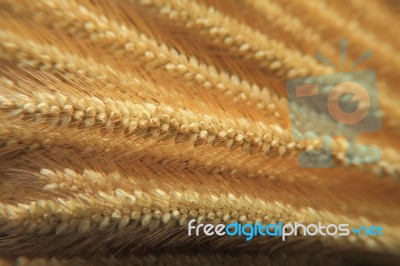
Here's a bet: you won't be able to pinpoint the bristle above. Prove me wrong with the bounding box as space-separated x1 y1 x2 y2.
132 0 332 78
0 0 399 264
2 85 399 177
2 0 286 118
0 166 398 253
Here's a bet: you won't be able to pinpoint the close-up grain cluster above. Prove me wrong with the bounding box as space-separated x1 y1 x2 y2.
0 0 399 265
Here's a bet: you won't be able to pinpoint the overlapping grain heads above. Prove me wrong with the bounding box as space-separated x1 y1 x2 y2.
1 6 400 174
0 0 400 265
245 0 337 58
1 150 399 256
271 0 400 128
1 0 285 120
127 0 332 78
127 0 400 132
4 0 400 135
0 19 399 175
1 74 399 181
326 0 400 50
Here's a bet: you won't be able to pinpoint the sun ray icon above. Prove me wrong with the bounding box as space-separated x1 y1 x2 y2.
316 39 373 71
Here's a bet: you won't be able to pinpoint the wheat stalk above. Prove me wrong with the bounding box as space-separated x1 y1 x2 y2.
2 160 400 249
2 74 399 176
0 0 400 264
2 0 285 118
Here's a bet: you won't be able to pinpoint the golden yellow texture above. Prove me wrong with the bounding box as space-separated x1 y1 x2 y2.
0 0 399 265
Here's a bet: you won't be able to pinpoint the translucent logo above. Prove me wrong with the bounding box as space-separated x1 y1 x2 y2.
286 40 382 167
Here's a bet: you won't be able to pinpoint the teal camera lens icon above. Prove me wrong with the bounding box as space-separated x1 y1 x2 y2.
286 70 382 168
